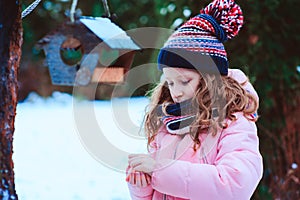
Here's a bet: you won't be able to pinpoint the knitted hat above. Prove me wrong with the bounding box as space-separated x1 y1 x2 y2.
157 0 244 75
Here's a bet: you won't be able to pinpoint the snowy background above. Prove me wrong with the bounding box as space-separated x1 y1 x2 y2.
13 92 149 200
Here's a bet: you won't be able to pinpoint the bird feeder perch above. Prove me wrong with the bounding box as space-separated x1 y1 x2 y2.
36 16 141 86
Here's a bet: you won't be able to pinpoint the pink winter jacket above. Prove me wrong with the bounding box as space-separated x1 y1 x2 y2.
128 69 263 200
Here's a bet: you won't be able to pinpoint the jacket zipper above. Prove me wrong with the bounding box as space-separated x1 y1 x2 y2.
162 137 182 200
202 147 208 164
162 131 215 199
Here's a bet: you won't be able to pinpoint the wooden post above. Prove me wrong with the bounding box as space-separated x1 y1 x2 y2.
0 0 22 199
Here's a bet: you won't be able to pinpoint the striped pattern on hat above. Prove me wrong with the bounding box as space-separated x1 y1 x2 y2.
158 0 243 76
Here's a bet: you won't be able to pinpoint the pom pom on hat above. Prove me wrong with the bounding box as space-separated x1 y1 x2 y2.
157 0 244 76
201 0 244 40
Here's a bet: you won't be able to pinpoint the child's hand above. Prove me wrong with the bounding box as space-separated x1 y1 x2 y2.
126 166 151 187
128 154 156 175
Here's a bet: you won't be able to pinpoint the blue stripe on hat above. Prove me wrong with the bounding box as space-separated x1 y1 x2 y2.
157 48 228 75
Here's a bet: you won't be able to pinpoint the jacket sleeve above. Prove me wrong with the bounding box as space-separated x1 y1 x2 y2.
127 132 161 200
151 113 263 200
127 183 154 200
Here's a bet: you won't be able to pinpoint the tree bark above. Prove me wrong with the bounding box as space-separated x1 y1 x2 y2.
0 0 23 199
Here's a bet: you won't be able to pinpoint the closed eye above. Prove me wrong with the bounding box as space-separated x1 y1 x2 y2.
181 80 191 85
167 82 174 86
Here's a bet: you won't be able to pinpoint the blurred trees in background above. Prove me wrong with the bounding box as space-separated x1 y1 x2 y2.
227 1 300 199
20 0 299 199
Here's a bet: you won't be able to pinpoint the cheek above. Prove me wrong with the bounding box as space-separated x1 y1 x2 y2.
186 88 195 97
169 89 176 98
186 83 199 96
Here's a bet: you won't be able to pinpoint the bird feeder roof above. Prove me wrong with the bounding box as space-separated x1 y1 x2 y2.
80 16 141 50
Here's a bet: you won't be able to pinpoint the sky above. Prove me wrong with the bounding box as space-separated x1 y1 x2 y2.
13 91 149 200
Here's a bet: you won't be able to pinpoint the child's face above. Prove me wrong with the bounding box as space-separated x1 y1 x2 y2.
163 68 201 103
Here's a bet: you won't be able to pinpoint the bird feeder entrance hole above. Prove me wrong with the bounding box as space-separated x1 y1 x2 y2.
60 37 84 66
37 17 141 86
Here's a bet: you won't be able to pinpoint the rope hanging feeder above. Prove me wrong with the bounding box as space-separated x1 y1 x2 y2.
22 0 42 19
101 0 111 18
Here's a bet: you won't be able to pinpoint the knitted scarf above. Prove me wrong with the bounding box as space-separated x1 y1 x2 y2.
157 99 197 135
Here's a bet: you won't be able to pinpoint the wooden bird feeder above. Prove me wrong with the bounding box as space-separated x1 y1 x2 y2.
36 16 141 86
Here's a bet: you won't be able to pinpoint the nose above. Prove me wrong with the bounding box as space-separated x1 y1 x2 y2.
172 86 183 102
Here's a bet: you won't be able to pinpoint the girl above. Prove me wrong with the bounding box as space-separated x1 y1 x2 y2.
126 0 263 199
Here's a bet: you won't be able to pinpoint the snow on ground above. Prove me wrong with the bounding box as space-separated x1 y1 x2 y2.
13 92 149 200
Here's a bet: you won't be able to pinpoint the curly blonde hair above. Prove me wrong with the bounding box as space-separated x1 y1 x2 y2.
144 73 258 151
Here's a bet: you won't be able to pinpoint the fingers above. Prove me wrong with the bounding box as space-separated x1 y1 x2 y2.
135 172 141 187
140 172 148 187
132 164 145 172
146 174 151 184
128 153 148 159
129 156 156 174
128 154 154 171
128 154 151 165
136 172 152 187
126 166 152 187
128 154 148 165
125 167 132 182
129 170 136 185
129 157 144 169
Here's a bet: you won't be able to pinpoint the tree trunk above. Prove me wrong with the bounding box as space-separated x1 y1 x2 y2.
0 0 23 199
